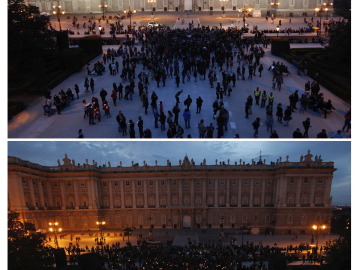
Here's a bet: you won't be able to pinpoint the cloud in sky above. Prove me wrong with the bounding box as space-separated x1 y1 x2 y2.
8 141 351 204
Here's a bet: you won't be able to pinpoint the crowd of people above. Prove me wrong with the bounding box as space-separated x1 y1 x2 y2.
51 231 333 270
45 21 349 139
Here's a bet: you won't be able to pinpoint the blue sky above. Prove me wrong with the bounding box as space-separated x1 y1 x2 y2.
8 141 351 205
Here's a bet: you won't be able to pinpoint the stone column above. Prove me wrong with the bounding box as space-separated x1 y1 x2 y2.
46 182 54 208
309 178 315 207
120 180 125 209
167 179 171 206
179 179 183 206
324 177 332 207
132 180 136 208
275 177 282 207
226 179 230 207
8 175 27 211
28 178 37 209
202 179 206 206
155 180 160 208
261 179 265 207
214 179 218 207
59 181 66 210
295 178 301 207
88 179 96 209
249 179 254 207
144 180 148 208
73 180 80 209
38 180 45 209
190 179 194 206
238 179 242 206
281 177 288 207
109 181 114 209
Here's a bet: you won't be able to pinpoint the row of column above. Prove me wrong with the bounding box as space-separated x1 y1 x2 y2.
21 176 332 211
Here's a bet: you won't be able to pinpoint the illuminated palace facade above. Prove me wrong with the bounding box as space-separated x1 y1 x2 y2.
8 151 334 235
26 0 333 17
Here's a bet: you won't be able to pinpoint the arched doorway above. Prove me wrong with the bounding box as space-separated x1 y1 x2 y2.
183 215 191 228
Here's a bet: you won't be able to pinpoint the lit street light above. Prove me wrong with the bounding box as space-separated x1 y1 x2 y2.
315 6 328 36
220 0 228 18
99 0 108 21
323 2 333 20
96 221 106 245
148 0 156 19
312 224 326 254
52 3 65 31
124 8 136 31
49 222 62 248
238 6 252 30
276 25 280 37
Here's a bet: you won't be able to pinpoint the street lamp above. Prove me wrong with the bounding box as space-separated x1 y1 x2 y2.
124 8 136 31
270 1 280 18
322 2 333 20
124 226 135 244
314 6 327 36
49 222 62 248
148 0 156 19
99 0 108 21
52 3 65 31
276 25 280 37
238 6 252 29
96 221 106 234
312 224 326 254
220 0 228 18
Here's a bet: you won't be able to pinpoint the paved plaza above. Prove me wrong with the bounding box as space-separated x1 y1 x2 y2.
8 14 350 138
47 228 338 251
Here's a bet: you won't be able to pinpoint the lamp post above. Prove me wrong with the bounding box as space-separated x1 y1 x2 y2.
148 0 156 19
276 25 280 37
49 222 62 249
322 2 333 20
52 3 65 31
99 0 108 21
270 0 280 18
124 8 136 31
314 6 327 36
124 226 134 244
96 221 106 245
238 6 252 29
220 0 228 18
312 224 326 254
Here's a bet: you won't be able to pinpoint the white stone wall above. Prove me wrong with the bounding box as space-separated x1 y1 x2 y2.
27 0 332 15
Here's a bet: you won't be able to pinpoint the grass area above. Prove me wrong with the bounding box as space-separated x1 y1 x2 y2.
281 48 351 103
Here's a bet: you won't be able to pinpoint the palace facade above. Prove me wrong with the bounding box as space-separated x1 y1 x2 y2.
27 0 333 17
8 151 335 235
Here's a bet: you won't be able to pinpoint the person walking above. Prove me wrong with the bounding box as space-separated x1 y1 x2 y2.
198 119 206 138
137 116 144 138
196 96 203 114
254 87 261 105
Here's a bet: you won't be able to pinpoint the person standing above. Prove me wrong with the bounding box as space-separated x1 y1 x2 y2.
128 120 135 138
159 111 166 131
302 118 311 138
252 118 260 138
284 106 292 126
196 96 203 114
254 87 261 105
258 64 263 77
198 119 206 138
261 91 267 108
137 116 144 138
183 109 191 129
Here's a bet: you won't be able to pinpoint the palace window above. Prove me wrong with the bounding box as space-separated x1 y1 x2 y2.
317 178 323 184
255 180 260 186
22 179 28 186
125 181 130 187
173 180 177 185
102 182 107 186
289 178 295 184
67 181 72 186
243 180 248 185
114 181 119 186
220 179 225 185
208 179 213 185
137 181 142 187
267 179 272 185
149 180 153 186
304 178 309 183
160 180 165 185
80 182 86 187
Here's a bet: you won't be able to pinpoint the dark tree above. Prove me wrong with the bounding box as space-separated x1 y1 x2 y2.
8 211 55 270
321 231 351 270
327 19 351 64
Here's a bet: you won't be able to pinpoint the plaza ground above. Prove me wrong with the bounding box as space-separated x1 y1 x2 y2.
47 228 338 250
8 14 350 138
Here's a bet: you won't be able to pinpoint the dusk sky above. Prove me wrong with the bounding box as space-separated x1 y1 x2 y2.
8 141 351 205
